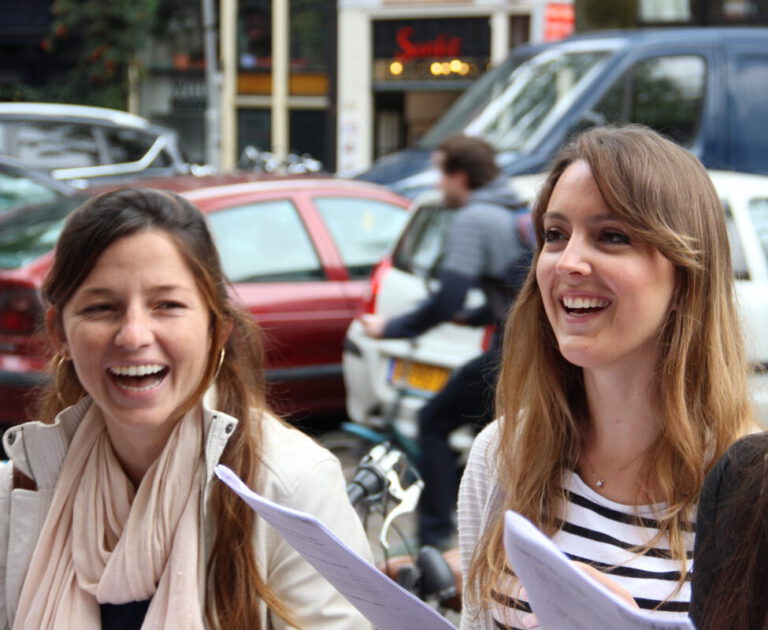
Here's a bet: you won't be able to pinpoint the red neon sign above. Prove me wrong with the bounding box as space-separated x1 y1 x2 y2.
395 26 462 61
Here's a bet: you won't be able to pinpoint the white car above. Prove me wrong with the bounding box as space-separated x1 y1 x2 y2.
343 171 768 441
0 103 198 187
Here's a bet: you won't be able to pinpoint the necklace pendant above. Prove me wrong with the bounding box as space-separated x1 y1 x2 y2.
595 479 605 489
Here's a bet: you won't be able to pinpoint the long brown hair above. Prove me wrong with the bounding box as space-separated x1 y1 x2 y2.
40 188 297 629
468 126 755 608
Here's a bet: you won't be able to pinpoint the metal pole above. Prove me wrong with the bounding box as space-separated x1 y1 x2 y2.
202 0 221 168
220 0 237 171
272 0 289 165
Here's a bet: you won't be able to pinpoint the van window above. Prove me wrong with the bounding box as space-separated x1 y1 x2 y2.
728 53 768 175
588 55 706 146
466 48 613 152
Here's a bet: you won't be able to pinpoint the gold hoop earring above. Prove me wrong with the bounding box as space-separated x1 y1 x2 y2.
55 356 69 406
213 346 226 381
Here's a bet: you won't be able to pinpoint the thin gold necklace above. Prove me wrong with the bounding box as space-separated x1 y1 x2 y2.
581 449 647 491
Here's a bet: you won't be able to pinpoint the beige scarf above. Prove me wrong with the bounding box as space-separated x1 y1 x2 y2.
14 402 206 629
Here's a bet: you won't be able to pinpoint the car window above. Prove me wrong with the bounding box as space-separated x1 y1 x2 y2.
723 201 749 280
313 196 408 278
0 171 62 213
103 128 159 164
12 121 101 169
748 197 768 274
392 203 454 276
728 52 768 175
588 55 706 146
208 199 325 282
0 197 81 269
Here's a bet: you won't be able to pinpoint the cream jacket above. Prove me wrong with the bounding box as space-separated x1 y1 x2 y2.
0 397 373 629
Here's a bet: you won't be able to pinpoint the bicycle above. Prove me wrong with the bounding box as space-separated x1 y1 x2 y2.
345 442 459 616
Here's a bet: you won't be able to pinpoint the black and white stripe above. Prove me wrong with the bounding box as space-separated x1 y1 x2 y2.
490 472 693 630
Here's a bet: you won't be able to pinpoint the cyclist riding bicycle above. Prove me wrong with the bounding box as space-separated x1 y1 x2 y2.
361 134 532 550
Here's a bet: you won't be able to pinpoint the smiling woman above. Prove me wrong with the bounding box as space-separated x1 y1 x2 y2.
0 188 372 630
457 126 757 630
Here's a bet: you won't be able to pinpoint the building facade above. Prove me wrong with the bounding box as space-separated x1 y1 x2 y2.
336 0 574 175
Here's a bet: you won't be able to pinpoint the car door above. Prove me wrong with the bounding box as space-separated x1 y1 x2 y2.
199 190 352 416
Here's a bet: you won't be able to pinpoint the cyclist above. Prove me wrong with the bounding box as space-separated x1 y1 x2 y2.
361 134 531 549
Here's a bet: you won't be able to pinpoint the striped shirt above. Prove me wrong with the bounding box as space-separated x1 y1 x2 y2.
458 421 694 630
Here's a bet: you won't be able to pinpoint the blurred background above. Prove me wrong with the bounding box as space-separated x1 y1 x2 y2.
3 0 766 177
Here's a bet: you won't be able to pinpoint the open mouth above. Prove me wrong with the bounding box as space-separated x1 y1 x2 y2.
108 364 169 392
561 296 611 317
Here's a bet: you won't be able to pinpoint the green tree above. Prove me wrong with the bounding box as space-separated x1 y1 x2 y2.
1 1 162 109
575 0 638 32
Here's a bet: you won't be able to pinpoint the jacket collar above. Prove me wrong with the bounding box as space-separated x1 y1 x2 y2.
3 392 239 490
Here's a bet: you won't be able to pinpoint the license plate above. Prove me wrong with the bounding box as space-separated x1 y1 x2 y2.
388 358 451 393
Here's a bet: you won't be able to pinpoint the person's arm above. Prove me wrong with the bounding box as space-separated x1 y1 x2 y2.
457 422 498 630
378 269 475 338
265 456 374 630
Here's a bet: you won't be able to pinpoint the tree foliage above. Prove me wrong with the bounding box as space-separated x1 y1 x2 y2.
575 0 638 31
35 0 161 109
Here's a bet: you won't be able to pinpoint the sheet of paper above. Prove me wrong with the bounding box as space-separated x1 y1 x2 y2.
215 464 457 630
503 511 695 630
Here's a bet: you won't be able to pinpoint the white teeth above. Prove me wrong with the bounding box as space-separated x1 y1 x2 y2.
562 296 610 309
118 382 162 393
109 364 165 377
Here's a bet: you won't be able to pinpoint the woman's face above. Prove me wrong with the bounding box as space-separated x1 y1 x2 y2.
536 160 675 371
55 230 211 437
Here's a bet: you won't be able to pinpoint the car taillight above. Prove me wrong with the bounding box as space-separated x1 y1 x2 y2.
481 324 497 352
361 257 393 315
0 288 43 335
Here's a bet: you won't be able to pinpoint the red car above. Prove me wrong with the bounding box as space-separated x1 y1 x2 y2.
0 174 410 425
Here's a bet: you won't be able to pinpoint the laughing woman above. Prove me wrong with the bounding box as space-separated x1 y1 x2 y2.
0 188 372 630
457 126 755 629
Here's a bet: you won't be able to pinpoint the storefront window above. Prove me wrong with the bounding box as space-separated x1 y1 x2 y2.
239 0 271 70
148 0 205 71
290 0 328 72
237 109 271 157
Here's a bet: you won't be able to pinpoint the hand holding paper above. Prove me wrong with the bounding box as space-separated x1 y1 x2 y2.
503 511 695 630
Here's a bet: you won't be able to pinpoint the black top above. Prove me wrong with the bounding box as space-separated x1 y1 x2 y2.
691 432 768 628
100 598 151 630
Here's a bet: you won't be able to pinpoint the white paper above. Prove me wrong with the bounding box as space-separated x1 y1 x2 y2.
215 464 457 630
503 511 695 630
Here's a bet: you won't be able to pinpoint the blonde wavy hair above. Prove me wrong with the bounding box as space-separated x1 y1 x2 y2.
468 125 756 608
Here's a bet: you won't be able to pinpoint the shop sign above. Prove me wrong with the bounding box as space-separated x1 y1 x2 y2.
544 3 575 41
373 17 489 83
394 26 461 61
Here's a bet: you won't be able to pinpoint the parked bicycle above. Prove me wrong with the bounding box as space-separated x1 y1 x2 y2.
238 145 324 174
346 442 459 614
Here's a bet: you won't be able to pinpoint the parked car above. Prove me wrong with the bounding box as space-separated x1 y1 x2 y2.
0 175 410 425
343 171 768 440
0 103 196 187
0 155 75 213
359 27 768 196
